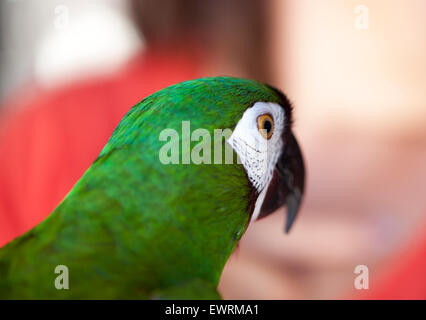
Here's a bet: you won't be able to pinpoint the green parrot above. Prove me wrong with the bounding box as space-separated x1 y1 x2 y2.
0 77 304 299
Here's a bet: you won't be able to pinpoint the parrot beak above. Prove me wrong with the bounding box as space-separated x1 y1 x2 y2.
258 132 305 233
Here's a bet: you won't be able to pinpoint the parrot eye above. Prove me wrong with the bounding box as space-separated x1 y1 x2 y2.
257 114 274 139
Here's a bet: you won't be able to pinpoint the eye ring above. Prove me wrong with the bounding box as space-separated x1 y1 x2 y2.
257 114 274 140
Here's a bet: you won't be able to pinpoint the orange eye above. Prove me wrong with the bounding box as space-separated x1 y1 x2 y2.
257 114 274 139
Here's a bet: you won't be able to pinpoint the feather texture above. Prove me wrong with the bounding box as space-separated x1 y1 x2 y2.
0 77 285 299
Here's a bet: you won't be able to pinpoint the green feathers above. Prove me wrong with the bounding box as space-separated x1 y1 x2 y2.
0 77 284 299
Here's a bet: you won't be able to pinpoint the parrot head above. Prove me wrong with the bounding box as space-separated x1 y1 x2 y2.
101 76 305 235
98 76 305 236
226 87 305 233
82 77 306 288
0 77 305 299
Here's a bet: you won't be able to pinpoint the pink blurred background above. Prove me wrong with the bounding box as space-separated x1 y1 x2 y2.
0 0 425 299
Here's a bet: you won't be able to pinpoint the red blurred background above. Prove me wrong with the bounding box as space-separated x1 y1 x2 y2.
0 0 425 299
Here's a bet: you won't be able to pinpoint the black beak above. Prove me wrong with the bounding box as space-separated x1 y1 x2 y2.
258 132 305 233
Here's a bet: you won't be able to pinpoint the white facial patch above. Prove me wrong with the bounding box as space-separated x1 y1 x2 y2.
227 102 286 221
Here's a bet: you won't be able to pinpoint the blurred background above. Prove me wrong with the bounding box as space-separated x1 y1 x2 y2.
0 0 425 299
